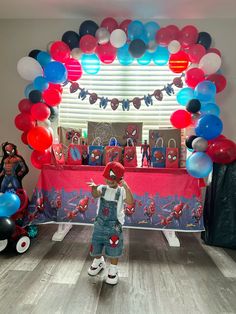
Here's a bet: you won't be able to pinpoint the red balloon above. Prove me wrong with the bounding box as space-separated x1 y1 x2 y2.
101 17 118 33
50 41 71 63
165 25 180 41
169 51 189 73
187 44 206 63
119 19 132 35
179 25 198 48
27 126 53 151
65 58 82 81
42 88 62 106
96 42 116 64
21 132 28 145
15 113 35 132
79 35 97 54
185 68 205 88
207 48 221 57
31 103 50 121
206 74 227 93
18 99 32 113
208 134 226 145
155 27 172 46
207 138 236 164
31 149 52 169
170 110 192 128
48 83 63 94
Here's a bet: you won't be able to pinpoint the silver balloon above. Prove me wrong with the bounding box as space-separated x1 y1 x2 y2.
95 27 110 45
192 137 208 152
147 40 157 53
37 119 51 128
71 48 83 60
46 41 54 53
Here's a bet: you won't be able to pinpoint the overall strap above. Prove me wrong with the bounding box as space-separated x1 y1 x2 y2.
101 186 107 197
114 187 121 201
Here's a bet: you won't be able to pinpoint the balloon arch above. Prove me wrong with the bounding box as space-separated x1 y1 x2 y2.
15 18 236 178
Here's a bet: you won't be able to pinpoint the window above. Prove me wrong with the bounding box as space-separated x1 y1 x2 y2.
59 60 182 141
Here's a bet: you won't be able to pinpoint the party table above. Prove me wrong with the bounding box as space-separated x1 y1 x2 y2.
26 165 204 247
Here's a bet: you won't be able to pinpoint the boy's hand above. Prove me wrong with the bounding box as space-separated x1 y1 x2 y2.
86 178 97 187
119 179 129 189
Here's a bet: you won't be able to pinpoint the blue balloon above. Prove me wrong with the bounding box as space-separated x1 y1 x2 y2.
33 76 49 91
200 102 220 116
186 152 213 178
195 114 223 140
176 88 194 106
24 83 34 98
0 192 21 217
145 21 160 41
128 20 146 41
117 44 134 66
137 51 152 65
44 61 68 83
81 54 100 75
37 51 51 67
152 46 169 66
194 80 216 102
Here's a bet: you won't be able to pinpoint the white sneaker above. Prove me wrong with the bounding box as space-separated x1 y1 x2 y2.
105 266 119 285
88 258 106 276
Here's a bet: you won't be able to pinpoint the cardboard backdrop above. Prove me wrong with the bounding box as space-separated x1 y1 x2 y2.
88 122 143 146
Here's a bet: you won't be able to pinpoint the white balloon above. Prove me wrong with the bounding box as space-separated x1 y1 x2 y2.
110 29 127 48
37 119 51 128
95 27 110 45
17 56 43 81
168 40 181 54
198 52 222 75
71 48 83 60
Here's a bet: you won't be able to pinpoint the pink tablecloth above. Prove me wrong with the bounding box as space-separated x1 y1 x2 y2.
26 165 204 231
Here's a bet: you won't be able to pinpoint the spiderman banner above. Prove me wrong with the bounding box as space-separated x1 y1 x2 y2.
26 165 204 231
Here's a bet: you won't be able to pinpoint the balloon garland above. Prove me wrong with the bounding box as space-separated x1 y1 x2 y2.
15 18 236 177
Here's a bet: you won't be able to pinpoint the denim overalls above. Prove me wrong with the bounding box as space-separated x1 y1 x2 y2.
90 186 124 258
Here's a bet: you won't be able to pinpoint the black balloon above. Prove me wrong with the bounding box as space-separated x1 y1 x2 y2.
79 20 99 37
0 217 15 240
129 39 146 58
186 99 201 113
49 106 58 122
185 135 198 149
62 31 80 50
29 90 42 103
197 32 212 50
28 49 41 59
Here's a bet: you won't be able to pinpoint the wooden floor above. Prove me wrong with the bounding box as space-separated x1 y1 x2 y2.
1 225 236 314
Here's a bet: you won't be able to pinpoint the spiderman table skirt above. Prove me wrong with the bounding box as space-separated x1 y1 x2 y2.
26 165 204 247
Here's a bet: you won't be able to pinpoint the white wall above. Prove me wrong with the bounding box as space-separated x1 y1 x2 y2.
0 18 235 196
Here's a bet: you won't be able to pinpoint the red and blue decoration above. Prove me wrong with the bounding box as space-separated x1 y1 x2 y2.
15 18 236 178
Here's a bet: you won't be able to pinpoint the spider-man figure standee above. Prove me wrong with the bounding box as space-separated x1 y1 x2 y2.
140 140 151 167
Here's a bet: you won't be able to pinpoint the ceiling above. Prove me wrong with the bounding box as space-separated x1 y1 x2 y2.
2 0 236 19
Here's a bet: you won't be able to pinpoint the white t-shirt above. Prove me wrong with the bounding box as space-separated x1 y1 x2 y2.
97 185 126 225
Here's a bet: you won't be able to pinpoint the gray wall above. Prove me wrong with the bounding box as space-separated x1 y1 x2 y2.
0 18 235 196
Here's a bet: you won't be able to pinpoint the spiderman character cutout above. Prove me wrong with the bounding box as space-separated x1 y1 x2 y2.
0 142 29 193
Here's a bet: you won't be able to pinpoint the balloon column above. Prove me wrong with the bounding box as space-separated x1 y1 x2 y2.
0 192 21 240
15 18 236 177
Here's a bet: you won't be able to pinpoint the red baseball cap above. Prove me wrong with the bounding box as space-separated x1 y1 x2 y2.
103 162 125 182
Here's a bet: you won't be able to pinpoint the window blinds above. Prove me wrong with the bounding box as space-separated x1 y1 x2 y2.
59 60 182 141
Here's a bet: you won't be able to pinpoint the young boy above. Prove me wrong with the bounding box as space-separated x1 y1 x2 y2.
87 161 134 285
